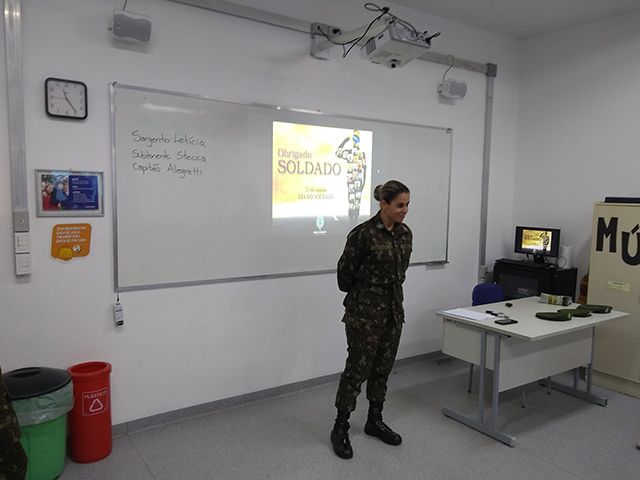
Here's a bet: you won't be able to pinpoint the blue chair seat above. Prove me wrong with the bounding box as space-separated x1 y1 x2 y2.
472 283 504 306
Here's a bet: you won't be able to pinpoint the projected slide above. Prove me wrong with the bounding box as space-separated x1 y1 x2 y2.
273 122 372 232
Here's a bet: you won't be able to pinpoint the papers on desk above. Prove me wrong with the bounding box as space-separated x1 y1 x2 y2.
442 308 493 322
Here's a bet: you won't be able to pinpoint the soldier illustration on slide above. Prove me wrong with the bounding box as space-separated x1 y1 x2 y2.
335 130 366 225
540 231 550 253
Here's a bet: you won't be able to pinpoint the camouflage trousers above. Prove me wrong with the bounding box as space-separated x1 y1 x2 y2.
334 319 403 413
0 441 28 480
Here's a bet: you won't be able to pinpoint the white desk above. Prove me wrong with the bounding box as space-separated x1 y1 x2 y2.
437 296 628 446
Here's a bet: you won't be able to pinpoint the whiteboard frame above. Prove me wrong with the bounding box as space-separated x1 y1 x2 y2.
110 83 451 292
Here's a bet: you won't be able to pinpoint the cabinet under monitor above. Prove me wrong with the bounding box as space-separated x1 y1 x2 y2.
493 258 578 300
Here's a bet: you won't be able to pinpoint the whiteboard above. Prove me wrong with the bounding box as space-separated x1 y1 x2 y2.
111 84 451 291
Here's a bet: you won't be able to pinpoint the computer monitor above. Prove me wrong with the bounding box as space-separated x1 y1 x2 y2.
514 226 560 264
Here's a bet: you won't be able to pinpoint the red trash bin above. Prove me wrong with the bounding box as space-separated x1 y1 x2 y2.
67 361 112 463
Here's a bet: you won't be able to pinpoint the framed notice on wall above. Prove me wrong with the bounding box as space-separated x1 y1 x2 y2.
36 169 104 216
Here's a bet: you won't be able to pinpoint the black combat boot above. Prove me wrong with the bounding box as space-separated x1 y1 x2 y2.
330 410 353 459
364 401 402 445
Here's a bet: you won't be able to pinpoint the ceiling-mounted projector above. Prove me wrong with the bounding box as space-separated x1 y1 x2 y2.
360 23 432 68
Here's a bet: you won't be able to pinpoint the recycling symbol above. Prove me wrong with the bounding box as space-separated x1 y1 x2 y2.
82 388 108 416
89 399 104 412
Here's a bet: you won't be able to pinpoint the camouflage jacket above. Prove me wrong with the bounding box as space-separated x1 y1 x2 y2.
337 211 412 327
0 366 22 445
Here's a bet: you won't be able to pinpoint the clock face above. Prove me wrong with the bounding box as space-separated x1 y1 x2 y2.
45 77 87 120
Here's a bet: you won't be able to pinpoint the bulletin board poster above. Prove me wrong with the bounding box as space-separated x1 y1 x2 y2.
36 169 104 216
50 223 92 262
272 122 372 220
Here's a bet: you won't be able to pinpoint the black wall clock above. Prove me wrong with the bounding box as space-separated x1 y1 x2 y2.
45 77 88 120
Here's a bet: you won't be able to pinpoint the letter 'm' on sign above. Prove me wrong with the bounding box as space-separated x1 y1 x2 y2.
596 217 618 253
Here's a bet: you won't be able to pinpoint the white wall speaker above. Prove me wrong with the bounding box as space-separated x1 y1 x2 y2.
438 79 467 99
112 10 151 43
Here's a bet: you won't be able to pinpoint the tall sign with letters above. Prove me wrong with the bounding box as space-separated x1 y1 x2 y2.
588 202 640 398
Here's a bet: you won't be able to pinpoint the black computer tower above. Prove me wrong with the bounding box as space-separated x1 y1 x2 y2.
493 259 578 300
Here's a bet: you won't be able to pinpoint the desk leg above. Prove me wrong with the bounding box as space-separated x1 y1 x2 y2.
491 333 501 428
442 330 516 447
587 326 595 396
478 330 487 423
538 327 608 407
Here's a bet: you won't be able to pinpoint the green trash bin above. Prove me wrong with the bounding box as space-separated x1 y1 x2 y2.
2 367 74 480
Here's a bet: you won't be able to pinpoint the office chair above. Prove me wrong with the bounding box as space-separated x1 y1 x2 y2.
472 282 505 306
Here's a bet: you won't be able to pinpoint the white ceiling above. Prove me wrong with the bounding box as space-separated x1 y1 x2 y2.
389 0 640 40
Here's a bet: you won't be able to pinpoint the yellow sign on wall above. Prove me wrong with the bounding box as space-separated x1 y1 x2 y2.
51 224 92 262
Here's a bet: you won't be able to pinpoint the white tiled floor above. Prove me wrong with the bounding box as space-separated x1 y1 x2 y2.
59 355 640 479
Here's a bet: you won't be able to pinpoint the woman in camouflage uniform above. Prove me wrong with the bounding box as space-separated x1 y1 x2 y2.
331 180 412 459
0 367 28 480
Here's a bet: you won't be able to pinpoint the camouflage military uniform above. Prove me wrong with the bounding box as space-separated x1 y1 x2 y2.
0 367 28 480
334 211 412 413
